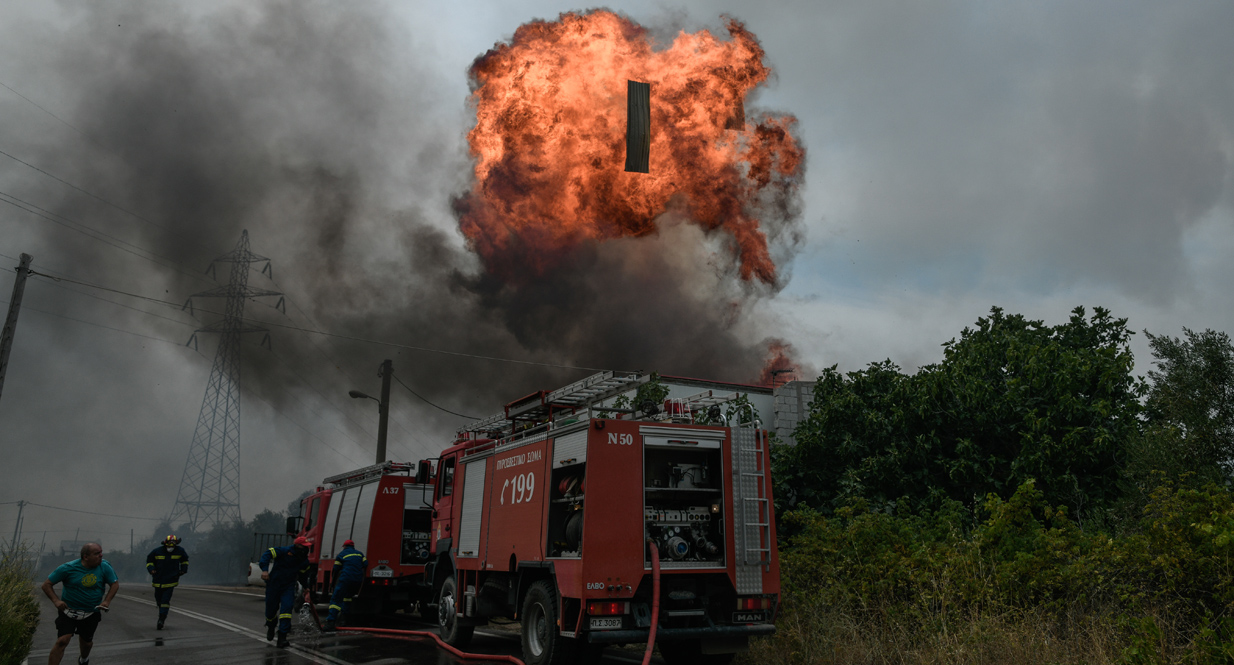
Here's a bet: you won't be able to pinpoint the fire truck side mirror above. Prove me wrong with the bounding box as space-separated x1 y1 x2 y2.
285 516 303 535
416 460 431 485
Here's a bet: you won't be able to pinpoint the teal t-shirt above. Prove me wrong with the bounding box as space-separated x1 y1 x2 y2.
48 559 118 612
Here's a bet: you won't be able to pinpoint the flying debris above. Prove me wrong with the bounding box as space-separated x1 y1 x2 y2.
625 80 651 173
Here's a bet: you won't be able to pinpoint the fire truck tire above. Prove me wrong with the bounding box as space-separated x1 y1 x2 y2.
520 580 582 665
657 639 736 665
436 575 474 647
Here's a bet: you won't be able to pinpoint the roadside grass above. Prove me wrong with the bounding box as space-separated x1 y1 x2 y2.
737 480 1234 665
740 602 1134 665
0 547 39 665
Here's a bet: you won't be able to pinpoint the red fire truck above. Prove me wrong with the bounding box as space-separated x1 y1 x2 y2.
292 461 437 615
423 371 780 665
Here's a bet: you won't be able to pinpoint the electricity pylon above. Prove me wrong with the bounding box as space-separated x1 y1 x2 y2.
170 230 283 532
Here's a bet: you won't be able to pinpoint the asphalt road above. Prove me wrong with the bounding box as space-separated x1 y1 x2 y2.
24 584 661 665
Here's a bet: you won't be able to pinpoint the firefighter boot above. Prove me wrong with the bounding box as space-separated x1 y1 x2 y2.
157 616 165 630
276 633 291 648
322 620 336 633
266 622 276 641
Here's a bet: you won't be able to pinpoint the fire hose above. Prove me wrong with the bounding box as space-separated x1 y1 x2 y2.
301 590 525 665
299 543 661 665
642 539 660 665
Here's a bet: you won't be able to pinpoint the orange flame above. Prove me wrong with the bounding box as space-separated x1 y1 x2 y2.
456 10 805 285
758 340 799 386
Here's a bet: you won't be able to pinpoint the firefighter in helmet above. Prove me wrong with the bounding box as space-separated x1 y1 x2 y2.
322 538 367 632
146 534 189 630
258 536 314 648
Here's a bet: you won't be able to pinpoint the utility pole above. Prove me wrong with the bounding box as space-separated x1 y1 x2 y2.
376 359 392 465
8 500 25 552
0 253 32 403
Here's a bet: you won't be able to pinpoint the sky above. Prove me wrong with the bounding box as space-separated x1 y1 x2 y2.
0 0 1231 554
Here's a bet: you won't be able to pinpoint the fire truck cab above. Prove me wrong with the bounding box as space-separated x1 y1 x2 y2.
292 461 436 615
424 371 780 665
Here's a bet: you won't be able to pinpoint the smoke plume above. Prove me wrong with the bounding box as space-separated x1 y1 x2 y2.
6 1 808 452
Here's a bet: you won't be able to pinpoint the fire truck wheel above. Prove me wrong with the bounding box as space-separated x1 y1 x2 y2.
436 575 474 647
521 580 576 665
657 639 736 665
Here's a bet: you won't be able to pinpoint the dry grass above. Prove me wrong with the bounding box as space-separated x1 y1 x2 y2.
732 600 1211 665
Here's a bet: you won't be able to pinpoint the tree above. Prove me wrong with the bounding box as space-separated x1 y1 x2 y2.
1137 328 1234 481
774 307 1142 517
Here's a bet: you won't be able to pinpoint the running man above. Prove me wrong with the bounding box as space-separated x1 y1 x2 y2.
146 534 189 629
41 542 119 665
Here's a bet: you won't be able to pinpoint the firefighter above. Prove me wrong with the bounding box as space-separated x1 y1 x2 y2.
322 538 366 631
258 536 314 648
146 534 189 630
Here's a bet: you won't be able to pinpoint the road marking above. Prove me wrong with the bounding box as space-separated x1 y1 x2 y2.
176 585 265 598
120 594 350 665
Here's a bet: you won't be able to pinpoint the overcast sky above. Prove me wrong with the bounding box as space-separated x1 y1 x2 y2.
1 0 1231 553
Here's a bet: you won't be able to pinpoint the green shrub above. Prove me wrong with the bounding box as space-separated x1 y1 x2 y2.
0 548 39 665
753 480 1234 664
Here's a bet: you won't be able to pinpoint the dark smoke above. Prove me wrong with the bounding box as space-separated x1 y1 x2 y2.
14 0 805 454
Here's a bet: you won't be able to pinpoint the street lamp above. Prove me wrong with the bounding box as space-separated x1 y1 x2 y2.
349 359 392 465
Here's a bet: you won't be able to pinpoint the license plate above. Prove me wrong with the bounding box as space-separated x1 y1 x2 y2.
732 611 767 624
589 617 622 630
371 569 393 578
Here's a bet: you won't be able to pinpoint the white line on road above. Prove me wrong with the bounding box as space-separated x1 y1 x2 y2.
176 585 265 598
120 594 351 665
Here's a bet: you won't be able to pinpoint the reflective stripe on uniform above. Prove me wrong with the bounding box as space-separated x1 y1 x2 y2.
278 613 292 619
329 604 342 610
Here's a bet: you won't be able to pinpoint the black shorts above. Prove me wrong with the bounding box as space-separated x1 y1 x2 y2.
55 611 101 641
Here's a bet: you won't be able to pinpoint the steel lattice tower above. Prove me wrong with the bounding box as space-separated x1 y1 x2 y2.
170 230 282 532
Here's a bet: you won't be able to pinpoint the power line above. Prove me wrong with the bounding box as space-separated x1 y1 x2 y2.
257 275 437 455
1 259 407 465
0 190 213 285
262 345 421 460
22 501 165 521
393 373 477 420
0 79 92 141
0 296 197 348
240 375 368 469
24 269 606 372
0 146 166 230
0 254 198 329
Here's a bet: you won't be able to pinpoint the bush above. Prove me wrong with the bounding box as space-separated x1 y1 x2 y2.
0 548 40 665
745 481 1234 664
776 307 1142 519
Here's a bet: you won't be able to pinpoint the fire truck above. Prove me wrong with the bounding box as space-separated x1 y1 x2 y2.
291 461 437 615
423 371 780 665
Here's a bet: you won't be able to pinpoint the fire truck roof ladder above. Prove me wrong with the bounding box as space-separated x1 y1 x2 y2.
666 389 745 424
459 371 648 435
323 461 414 489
